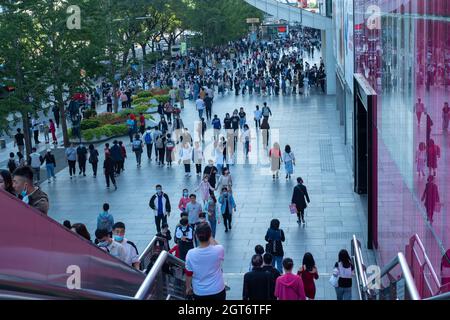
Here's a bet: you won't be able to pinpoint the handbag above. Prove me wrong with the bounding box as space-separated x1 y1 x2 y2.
329 267 339 288
289 203 297 215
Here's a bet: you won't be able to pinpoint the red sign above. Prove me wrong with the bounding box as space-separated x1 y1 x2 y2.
278 26 287 33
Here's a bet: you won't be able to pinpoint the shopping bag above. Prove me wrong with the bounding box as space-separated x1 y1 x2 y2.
289 203 297 215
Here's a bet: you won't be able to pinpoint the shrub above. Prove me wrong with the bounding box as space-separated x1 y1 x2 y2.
150 88 169 96
83 109 98 119
80 119 101 130
81 124 128 141
153 94 170 104
136 91 153 99
132 97 152 105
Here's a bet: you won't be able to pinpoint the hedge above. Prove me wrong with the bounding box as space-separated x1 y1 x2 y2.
153 94 170 104
81 124 128 142
136 91 153 99
80 119 101 130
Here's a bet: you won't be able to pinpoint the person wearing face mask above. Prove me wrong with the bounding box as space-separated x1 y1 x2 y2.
178 188 190 213
218 187 236 233
112 222 140 270
95 228 127 263
149 184 172 233
12 166 49 215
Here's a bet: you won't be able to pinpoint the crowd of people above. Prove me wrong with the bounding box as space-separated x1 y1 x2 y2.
0 28 358 301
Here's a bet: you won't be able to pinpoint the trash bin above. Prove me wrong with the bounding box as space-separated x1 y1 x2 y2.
0 139 5 149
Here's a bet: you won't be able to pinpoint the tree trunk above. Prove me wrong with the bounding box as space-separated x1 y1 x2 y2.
141 43 147 58
131 45 136 60
56 83 69 147
21 113 32 158
113 81 119 113
122 49 129 67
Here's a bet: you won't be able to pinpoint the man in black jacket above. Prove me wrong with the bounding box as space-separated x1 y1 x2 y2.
103 154 117 190
291 177 310 224
261 253 280 300
149 184 171 233
243 255 273 300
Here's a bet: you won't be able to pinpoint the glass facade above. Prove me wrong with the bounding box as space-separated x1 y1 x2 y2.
354 0 450 285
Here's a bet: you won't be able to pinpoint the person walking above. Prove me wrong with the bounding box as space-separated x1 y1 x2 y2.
193 141 204 176
297 253 319 300
204 93 213 121
254 105 262 130
196 174 215 205
195 95 205 119
14 128 25 155
332 250 354 300
443 102 450 131
421 175 440 223
415 98 425 126
31 117 41 145
65 144 77 179
149 185 171 233
143 127 154 160
42 149 56 183
264 219 285 273
291 177 310 224
238 107 247 129
261 102 272 121
49 119 57 145
52 105 60 128
212 115 222 141
118 141 127 173
178 188 190 213
240 124 251 158
204 194 220 238
173 115 184 144
88 144 99 178
185 223 226 300
155 133 166 167
261 117 270 149
29 148 42 185
243 255 274 300
426 139 440 176
179 142 193 177
415 142 426 178
76 144 88 177
132 134 143 168
103 153 117 190
203 160 218 193
186 194 203 232
216 167 233 193
165 133 176 167
269 142 281 180
283 145 295 180
275 258 306 300
218 187 236 233
175 217 194 261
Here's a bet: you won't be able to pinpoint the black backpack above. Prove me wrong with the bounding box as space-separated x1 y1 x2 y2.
266 230 283 256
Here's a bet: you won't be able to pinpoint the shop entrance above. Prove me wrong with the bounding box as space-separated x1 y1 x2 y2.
354 74 378 249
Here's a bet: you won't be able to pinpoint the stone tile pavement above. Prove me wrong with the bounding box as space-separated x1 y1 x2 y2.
40 90 376 300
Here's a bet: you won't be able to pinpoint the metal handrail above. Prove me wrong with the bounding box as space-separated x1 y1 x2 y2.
379 252 421 300
138 236 170 271
351 235 372 300
0 275 135 300
408 234 441 292
425 291 450 300
134 250 186 300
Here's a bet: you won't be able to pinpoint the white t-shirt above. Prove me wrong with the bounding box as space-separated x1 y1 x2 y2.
185 245 225 296
30 152 41 168
120 238 139 267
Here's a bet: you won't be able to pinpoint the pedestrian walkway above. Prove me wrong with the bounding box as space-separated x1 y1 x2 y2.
40 89 375 300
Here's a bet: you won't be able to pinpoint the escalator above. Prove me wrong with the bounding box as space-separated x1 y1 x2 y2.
0 189 185 300
351 234 450 300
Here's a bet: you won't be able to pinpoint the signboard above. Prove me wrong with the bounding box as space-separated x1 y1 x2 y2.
246 18 260 24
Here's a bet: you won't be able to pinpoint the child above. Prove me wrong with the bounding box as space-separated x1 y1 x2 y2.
195 175 215 205
97 203 114 235
178 189 190 213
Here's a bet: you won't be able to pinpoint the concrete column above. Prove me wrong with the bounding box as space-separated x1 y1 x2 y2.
323 28 336 95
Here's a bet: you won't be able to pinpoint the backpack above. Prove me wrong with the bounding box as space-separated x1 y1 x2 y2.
98 215 112 232
166 140 175 151
262 107 270 117
144 132 152 145
265 230 283 256
132 140 142 151
156 137 164 149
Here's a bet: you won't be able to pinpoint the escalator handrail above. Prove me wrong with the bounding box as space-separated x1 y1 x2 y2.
134 250 185 300
408 234 441 292
424 291 450 300
0 274 135 300
379 252 420 300
351 235 372 299
138 236 169 266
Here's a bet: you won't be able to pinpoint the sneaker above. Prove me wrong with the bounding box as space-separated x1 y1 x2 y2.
106 186 110 189
48 180 51 183
114 184 118 190
83 174 86 177
70 176 72 179
229 225 232 230
225 229 228 233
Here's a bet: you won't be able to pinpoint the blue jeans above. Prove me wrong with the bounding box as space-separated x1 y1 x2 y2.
239 118 246 129
209 218 217 238
272 255 283 273
335 287 352 300
198 109 204 119
46 164 55 179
